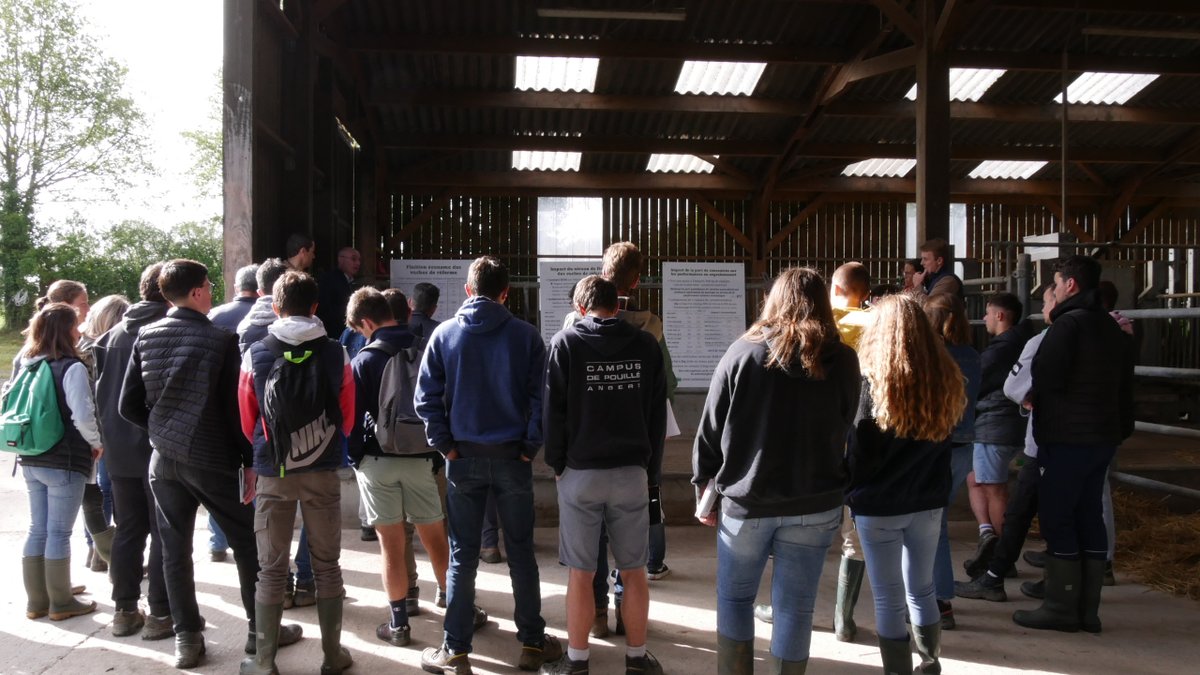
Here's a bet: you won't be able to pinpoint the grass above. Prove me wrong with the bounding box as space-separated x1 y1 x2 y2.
0 328 23 380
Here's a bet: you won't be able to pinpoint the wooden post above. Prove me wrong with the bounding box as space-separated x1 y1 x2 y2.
914 0 949 244
222 0 255 301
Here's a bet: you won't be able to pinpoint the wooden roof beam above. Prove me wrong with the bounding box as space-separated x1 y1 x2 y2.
991 0 1200 14
370 89 810 116
870 0 923 43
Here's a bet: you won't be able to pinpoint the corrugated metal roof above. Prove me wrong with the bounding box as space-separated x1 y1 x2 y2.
904 68 1007 102
646 154 715 173
1054 72 1160 105
968 161 1048 180
675 61 767 96
512 151 581 171
843 158 916 178
514 56 599 92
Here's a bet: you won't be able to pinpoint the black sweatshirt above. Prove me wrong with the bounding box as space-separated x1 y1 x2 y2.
543 316 667 478
692 337 861 519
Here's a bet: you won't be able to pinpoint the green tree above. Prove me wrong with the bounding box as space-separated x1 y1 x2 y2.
0 0 147 329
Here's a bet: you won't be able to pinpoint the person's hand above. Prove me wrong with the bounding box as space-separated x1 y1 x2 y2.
698 512 717 527
445 448 460 461
242 467 257 504
91 447 104 461
1022 399 1034 411
519 454 532 462
912 270 927 288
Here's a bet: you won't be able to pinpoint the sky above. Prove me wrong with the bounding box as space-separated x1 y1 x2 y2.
39 1 224 228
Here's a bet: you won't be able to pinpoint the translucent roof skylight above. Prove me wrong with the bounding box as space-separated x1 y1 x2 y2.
842 158 916 178
514 56 599 92
905 68 1007 102
512 151 582 171
646 154 715 174
675 61 767 96
1053 72 1159 105
968 160 1047 180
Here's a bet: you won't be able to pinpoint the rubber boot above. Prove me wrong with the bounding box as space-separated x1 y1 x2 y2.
23 556 49 619
878 636 913 675
1079 558 1105 634
91 527 116 565
912 623 941 674
46 558 96 620
175 631 206 669
717 634 754 675
1012 556 1081 632
834 556 865 642
240 603 283 675
317 595 354 675
770 655 808 674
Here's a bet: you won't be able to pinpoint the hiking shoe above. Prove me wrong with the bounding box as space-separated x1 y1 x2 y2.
625 651 663 675
1021 579 1045 600
361 526 378 542
142 614 175 640
646 565 670 581
955 573 1007 602
112 608 145 637
210 549 228 563
291 580 316 608
435 588 447 609
480 547 503 564
938 600 956 630
1023 549 1047 569
753 603 773 624
377 621 412 647
518 634 563 671
591 609 609 638
963 532 999 578
541 657 589 674
421 644 472 674
473 605 488 630
407 586 422 616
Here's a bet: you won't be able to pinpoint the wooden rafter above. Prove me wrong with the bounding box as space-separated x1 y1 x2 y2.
695 155 753 184
1038 196 1094 243
870 0 923 43
1119 199 1173 243
692 194 754 252
766 194 831 251
391 192 450 247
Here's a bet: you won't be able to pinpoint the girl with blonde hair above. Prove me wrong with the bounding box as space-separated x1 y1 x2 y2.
847 294 966 674
694 267 861 674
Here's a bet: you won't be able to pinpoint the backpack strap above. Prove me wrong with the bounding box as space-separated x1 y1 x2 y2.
363 339 401 357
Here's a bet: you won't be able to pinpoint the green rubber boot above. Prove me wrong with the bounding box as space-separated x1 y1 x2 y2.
717 634 754 675
22 556 49 619
45 557 95 620
317 596 353 675
240 603 283 675
912 622 941 674
878 636 913 675
1012 556 1081 632
1079 557 1105 634
770 655 808 674
834 556 865 642
91 527 116 565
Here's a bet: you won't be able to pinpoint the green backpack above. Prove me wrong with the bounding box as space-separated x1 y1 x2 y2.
0 360 65 455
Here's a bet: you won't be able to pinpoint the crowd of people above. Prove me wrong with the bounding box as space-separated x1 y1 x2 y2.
2 233 1135 675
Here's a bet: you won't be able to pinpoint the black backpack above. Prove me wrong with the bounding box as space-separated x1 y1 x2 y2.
260 335 340 474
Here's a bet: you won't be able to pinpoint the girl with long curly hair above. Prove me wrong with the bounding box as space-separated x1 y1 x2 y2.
846 294 966 674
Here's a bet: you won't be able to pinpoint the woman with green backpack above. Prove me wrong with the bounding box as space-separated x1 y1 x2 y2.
9 302 105 620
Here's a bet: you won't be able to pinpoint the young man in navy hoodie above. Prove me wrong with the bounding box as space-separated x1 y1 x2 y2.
237 271 355 675
415 256 562 674
542 275 667 675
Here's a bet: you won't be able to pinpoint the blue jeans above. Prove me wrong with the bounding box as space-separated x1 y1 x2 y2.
23 466 86 560
97 458 114 522
857 508 942 640
295 525 313 583
717 506 841 661
934 443 973 600
444 457 544 653
1038 444 1115 560
209 513 229 552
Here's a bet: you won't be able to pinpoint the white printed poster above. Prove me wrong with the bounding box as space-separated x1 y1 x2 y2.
389 259 473 309
537 259 602 345
662 262 746 389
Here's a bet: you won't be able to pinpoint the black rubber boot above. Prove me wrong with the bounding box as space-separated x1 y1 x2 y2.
240 603 283 675
175 631 206 669
1079 558 1105 634
717 634 754 675
1012 556 1081 632
318 596 354 675
834 556 865 642
912 623 941 674
23 556 49 619
770 655 808 674
878 636 913 675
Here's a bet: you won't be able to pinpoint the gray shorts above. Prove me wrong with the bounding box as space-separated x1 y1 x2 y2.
556 465 649 571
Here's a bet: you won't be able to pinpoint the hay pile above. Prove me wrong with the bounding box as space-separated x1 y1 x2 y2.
1113 488 1200 601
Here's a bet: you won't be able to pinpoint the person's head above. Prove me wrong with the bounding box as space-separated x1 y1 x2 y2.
745 267 838 379
922 293 970 346
830 262 872 308
256 258 290 298
271 271 319 318
857 294 966 441
869 284 899 306
36 280 89 324
984 292 1022 336
1097 280 1119 312
412 282 440 317
573 275 619 318
465 256 509 301
1052 255 1101 304
918 239 951 275
81 295 130 340
382 288 411 324
234 264 259 297
1042 285 1058 324
601 241 643 294
345 287 395 338
139 262 166 303
337 247 362 277
902 258 921 288
158 259 214 314
285 232 316 270
22 303 82 360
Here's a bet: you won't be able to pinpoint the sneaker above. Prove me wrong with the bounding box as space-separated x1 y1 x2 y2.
142 614 175 641
646 565 670 581
435 588 447 609
407 586 422 616
377 621 412 647
473 605 489 630
480 547 503 564
518 634 563 671
938 600 956 630
955 573 1007 602
209 549 228 563
625 651 663 675
1023 549 1047 569
542 657 589 674
361 526 378 542
963 531 998 578
753 603 773 624
421 644 473 674
291 580 316 608
112 608 145 637
591 609 609 638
